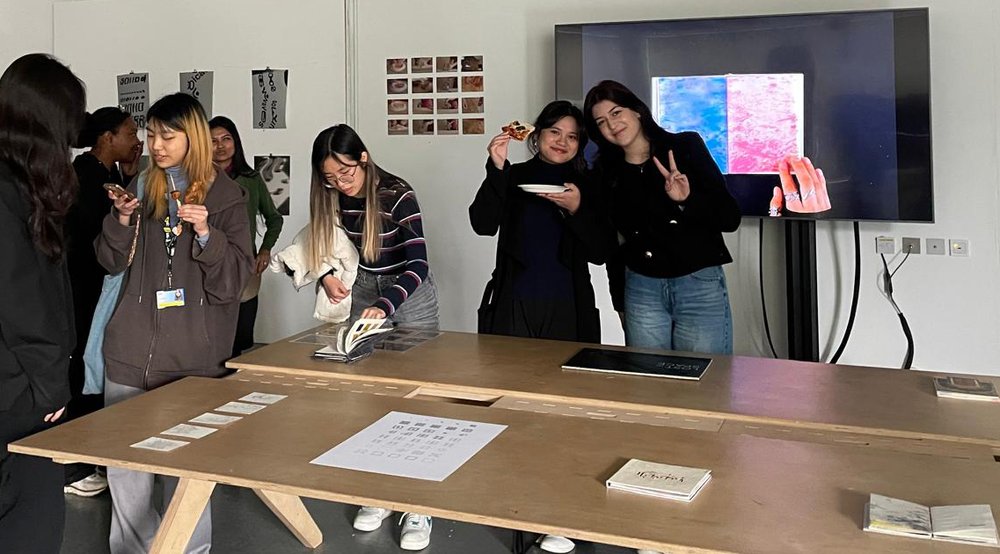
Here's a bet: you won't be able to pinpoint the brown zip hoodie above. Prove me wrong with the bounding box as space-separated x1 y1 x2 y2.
96 170 252 390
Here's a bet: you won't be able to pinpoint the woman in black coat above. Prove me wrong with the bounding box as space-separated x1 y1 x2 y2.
0 53 86 554
470 100 612 343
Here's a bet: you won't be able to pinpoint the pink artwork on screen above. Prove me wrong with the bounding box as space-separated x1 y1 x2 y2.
727 74 803 174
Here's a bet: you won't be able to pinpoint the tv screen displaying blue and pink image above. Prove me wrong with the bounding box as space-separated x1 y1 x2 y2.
556 8 933 222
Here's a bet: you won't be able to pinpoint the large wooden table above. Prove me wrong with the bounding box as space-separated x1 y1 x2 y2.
228 330 1000 457
11 376 1000 553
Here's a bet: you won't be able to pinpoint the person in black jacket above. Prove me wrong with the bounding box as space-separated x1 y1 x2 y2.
63 107 141 498
471 100 611 343
584 80 741 355
0 53 86 554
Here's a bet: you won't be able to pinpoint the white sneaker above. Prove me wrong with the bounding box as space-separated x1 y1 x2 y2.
64 472 108 497
636 550 664 554
353 506 393 531
399 512 432 550
538 534 575 553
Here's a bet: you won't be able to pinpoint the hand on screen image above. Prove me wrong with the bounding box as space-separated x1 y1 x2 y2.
768 155 830 216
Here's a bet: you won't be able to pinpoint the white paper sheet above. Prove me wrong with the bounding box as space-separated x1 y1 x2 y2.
189 413 243 426
161 423 217 439
310 411 507 481
131 437 188 452
240 392 287 405
215 401 267 415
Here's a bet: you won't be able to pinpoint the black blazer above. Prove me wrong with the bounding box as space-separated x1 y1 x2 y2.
0 161 74 413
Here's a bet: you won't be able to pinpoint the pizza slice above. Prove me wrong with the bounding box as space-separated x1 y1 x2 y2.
502 120 535 141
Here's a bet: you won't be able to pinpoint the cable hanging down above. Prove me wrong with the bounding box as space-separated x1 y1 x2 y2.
880 249 914 369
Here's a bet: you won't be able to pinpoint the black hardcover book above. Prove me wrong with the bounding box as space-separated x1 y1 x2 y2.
561 348 711 381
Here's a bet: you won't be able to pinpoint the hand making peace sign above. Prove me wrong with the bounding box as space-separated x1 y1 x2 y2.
652 150 690 203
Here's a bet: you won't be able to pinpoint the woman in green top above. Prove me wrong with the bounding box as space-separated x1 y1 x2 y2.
209 116 284 356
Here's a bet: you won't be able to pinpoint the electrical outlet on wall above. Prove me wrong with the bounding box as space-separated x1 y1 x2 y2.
926 238 945 255
950 239 970 257
901 237 921 254
875 236 895 255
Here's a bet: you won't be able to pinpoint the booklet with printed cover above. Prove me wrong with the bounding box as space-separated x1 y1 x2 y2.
606 458 711 502
933 376 1000 402
864 493 999 546
313 318 393 362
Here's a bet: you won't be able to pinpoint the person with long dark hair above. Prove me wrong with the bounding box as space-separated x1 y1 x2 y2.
471 100 611 346
96 93 253 554
209 116 283 357
62 106 142 499
0 52 85 554
584 80 740 355
308 124 438 550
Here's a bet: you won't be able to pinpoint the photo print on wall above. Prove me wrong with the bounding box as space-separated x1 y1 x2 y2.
180 71 214 118
385 55 485 136
254 155 290 215
251 68 288 129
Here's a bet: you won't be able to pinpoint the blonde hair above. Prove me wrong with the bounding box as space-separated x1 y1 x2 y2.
142 93 216 220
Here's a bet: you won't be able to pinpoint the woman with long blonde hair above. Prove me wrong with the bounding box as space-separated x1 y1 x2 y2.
309 124 439 550
95 92 253 554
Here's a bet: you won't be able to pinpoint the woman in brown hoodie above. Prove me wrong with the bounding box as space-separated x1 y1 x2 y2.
95 92 253 554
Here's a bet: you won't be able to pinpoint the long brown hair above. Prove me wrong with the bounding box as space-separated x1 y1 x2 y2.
0 53 85 260
143 93 215 220
308 124 382 270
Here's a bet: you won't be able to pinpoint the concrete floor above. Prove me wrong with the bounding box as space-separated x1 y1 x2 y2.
62 485 639 553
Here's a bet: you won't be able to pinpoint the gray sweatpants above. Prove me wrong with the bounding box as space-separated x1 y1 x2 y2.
104 379 212 554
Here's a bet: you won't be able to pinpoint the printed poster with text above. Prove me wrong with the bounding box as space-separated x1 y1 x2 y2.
117 72 149 130
180 71 214 119
252 69 288 129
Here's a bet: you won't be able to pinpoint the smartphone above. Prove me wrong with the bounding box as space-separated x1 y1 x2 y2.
103 183 135 201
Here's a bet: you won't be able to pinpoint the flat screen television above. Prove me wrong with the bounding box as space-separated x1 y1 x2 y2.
556 8 933 222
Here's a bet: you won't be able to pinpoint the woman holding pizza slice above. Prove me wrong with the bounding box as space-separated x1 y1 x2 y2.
470 100 613 345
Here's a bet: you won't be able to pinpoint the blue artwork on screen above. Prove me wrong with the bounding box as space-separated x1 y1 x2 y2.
653 76 728 173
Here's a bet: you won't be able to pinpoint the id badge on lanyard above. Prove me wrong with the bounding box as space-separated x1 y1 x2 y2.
157 216 185 310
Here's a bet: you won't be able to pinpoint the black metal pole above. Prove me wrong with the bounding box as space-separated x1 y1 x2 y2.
784 220 820 361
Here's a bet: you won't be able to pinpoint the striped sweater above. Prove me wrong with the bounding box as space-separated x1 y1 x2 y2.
338 169 429 315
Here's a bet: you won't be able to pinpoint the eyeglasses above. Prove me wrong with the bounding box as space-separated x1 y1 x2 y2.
322 161 363 188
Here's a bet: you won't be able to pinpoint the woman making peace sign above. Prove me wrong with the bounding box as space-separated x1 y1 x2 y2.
584 80 741 355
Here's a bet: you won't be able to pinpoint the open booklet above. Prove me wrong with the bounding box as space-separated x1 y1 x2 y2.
313 318 393 362
864 493 999 547
933 376 1000 402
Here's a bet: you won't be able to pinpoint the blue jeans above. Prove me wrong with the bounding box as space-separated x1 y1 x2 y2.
623 266 732 355
350 269 440 331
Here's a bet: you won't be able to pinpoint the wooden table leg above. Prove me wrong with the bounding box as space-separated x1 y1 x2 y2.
253 488 324 548
150 478 216 554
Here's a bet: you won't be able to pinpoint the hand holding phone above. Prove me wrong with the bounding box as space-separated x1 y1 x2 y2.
103 182 135 202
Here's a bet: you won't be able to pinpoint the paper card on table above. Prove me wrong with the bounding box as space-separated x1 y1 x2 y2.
310 411 507 482
189 412 243 426
240 392 288 405
131 437 189 452
215 401 267 415
160 424 218 440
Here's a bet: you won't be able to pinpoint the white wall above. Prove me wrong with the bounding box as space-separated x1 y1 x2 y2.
52 0 347 343
12 0 1000 374
0 0 54 67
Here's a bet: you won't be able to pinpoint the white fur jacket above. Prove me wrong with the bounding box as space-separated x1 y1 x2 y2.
269 225 358 323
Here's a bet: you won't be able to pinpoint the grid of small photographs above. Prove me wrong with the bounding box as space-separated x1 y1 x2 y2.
386 55 485 136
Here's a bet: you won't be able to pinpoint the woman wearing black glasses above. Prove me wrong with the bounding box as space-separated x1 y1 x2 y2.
306 123 438 550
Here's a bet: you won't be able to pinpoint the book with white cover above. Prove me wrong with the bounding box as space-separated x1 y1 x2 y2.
933 376 1000 402
606 459 711 502
313 318 393 362
864 493 999 547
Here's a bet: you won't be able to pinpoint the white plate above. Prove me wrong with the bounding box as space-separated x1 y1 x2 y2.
518 184 567 194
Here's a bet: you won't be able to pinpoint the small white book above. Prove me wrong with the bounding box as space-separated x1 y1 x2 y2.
864 493 999 546
606 458 711 502
313 318 393 362
933 376 1000 402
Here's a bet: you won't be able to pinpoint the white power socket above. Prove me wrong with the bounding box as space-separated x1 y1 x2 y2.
875 236 895 255
926 238 946 255
950 239 970 257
